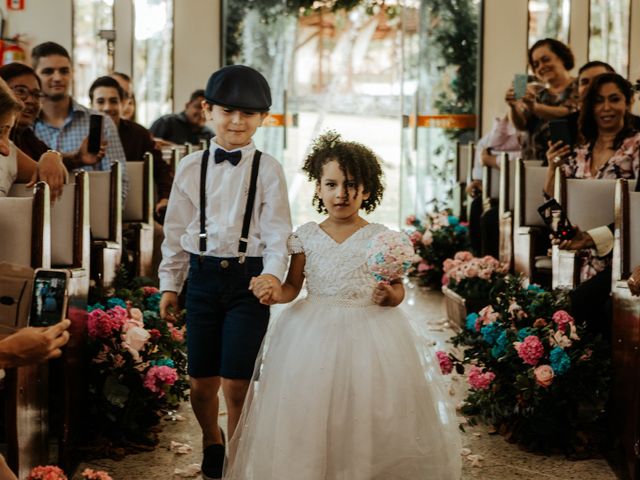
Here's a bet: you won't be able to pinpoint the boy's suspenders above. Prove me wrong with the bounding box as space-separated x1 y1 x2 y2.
199 148 262 264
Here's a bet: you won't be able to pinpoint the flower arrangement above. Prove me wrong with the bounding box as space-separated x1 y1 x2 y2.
28 467 112 480
85 273 188 453
405 209 470 288
443 275 610 453
442 251 508 306
366 230 417 282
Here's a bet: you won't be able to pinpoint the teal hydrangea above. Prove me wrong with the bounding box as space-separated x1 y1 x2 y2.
152 358 175 368
466 312 479 332
491 330 509 358
517 327 535 341
106 297 127 309
87 302 105 313
481 322 502 345
550 347 570 376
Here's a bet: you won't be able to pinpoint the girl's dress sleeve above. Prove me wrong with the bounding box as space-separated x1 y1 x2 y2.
287 233 304 255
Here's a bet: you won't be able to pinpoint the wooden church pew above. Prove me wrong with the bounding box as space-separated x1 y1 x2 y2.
451 142 472 222
0 182 51 478
9 173 90 469
479 162 500 257
88 162 122 295
610 178 640 480
512 159 548 284
123 153 155 278
551 172 617 290
497 153 517 270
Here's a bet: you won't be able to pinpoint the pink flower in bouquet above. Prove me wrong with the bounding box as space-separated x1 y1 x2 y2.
366 230 415 282
417 260 432 273
405 215 416 225
467 365 495 390
142 286 160 296
123 325 151 352
466 266 479 277
129 307 143 322
443 258 455 273
148 328 162 342
28 465 67 480
144 365 178 397
533 318 547 328
87 307 127 339
478 268 492 280
81 468 113 480
508 301 528 320
112 353 125 368
441 274 450 286
514 335 544 366
436 351 453 375
122 317 144 333
534 365 555 388
552 310 574 333
478 305 499 325
169 325 185 342
409 230 423 245
421 230 433 246
454 251 474 262
579 348 593 362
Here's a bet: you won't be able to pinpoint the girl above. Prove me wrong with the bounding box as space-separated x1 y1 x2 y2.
223 132 461 480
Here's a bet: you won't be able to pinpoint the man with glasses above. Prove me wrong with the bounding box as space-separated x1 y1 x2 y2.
0 62 104 170
30 41 129 201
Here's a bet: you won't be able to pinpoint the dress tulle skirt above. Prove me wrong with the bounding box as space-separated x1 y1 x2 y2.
223 297 462 480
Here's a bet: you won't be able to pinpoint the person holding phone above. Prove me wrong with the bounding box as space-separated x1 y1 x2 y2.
30 41 129 202
505 38 579 161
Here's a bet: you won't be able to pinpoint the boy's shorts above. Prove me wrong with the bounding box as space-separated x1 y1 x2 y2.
185 254 270 379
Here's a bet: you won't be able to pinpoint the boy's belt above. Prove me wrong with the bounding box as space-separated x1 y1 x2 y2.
199 146 262 264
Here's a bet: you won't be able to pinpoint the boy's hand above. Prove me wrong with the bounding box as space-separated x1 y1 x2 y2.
249 275 281 305
372 282 401 306
160 291 178 320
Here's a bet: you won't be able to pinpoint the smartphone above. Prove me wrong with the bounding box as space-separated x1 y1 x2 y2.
537 198 576 240
88 114 104 154
548 119 574 149
29 269 69 327
513 74 528 100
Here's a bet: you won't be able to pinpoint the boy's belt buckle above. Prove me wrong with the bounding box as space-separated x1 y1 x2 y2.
220 259 230 269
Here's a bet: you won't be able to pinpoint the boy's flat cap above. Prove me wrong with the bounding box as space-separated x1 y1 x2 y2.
204 65 272 112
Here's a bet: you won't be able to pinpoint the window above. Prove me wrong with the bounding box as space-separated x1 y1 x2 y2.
528 0 570 49
589 0 630 76
73 0 114 105
133 0 174 126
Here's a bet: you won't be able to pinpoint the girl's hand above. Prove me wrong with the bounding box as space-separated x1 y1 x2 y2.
372 282 403 306
545 140 571 169
249 275 281 305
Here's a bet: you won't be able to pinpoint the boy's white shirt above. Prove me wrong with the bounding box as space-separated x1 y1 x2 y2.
158 139 292 293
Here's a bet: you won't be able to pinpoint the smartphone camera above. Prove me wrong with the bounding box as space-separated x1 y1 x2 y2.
30 269 69 327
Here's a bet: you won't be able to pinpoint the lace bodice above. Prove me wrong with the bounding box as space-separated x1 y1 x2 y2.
288 222 387 305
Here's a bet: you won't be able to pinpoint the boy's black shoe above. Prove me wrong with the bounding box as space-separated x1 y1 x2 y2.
201 443 225 480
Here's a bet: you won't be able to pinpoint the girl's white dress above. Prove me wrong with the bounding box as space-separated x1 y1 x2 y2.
224 222 461 480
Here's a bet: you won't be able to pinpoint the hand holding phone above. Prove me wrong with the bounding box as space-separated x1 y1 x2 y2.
537 198 576 241
29 269 69 327
548 119 574 149
88 114 104 154
513 74 528 100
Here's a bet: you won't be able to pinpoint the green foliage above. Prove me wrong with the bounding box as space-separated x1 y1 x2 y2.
450 275 611 453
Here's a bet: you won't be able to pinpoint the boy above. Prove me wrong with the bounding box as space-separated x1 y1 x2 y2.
158 65 291 480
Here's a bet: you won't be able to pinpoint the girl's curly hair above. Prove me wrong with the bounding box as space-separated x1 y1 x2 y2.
302 131 385 214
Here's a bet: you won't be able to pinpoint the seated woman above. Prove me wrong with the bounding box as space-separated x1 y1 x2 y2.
0 77 66 200
506 38 579 162
544 73 639 335
0 63 104 176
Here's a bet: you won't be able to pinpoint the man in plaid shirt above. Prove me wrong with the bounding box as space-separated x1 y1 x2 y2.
31 41 129 201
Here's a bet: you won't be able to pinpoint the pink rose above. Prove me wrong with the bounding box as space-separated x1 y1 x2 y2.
467 365 496 390
514 335 544 366
436 351 453 375
417 260 432 272
421 230 433 246
466 266 478 277
409 231 422 245
552 310 574 333
405 215 416 225
144 365 178 397
443 258 455 272
441 274 450 286
454 251 473 262
534 365 554 388
533 318 547 328
478 305 499 325
478 269 492 280
123 325 151 352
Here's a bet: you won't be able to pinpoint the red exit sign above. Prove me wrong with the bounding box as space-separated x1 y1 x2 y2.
7 0 25 10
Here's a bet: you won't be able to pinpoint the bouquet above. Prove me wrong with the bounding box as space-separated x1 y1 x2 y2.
442 252 508 306
405 209 470 288
28 467 112 480
366 229 416 282
85 272 189 452
444 275 610 453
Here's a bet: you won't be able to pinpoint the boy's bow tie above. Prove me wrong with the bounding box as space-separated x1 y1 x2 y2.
214 149 242 166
